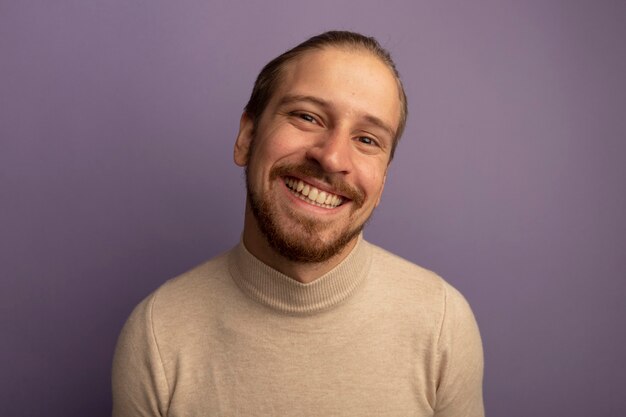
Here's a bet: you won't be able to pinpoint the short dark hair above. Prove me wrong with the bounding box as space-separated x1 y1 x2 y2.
244 30 408 159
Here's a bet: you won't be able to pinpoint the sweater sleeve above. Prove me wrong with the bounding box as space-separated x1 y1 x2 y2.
112 293 170 417
434 283 485 417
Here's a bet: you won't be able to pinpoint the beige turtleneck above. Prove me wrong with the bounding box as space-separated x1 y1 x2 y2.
112 237 484 416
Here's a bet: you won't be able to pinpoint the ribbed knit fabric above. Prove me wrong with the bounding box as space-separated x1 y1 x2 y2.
229 235 371 314
112 237 484 417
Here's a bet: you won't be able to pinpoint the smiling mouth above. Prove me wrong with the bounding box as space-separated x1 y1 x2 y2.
284 177 345 209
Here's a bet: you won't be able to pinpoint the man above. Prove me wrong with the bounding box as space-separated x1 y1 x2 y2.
112 31 484 416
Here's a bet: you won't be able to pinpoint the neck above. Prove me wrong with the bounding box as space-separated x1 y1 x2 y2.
241 211 357 284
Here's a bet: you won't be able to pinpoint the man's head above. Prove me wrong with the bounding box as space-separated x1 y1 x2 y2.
234 31 406 265
244 31 407 160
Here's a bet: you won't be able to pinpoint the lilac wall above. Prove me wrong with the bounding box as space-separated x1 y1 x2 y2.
2 1 625 415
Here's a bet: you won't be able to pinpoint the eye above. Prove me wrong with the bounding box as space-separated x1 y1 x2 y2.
291 112 317 123
301 113 315 123
357 136 377 146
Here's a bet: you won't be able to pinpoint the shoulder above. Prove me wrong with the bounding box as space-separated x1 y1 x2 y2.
364 242 483 412
113 251 236 416
153 250 232 304
365 241 477 330
368 242 441 284
366 241 465 302
125 249 238 334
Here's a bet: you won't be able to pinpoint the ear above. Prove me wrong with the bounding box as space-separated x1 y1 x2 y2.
234 112 254 167
375 173 387 207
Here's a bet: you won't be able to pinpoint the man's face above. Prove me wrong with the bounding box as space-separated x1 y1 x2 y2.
235 47 402 263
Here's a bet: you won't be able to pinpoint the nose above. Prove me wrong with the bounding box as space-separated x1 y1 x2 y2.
305 129 353 174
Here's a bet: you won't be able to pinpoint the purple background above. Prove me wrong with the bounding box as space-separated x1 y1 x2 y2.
2 1 625 415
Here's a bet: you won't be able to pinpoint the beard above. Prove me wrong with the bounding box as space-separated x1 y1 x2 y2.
245 160 370 264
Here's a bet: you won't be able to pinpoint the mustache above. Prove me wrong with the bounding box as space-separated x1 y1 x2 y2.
270 162 365 208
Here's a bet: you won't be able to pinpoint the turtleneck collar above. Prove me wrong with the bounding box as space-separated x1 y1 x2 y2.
228 236 372 315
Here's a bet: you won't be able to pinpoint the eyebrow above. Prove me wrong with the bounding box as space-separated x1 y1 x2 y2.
277 94 330 109
277 94 397 139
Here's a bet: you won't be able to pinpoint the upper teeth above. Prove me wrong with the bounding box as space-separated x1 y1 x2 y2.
284 178 344 208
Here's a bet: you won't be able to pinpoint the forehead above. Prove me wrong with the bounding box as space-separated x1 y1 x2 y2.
270 47 401 131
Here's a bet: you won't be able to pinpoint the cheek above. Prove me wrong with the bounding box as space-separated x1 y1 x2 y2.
247 138 297 185
257 125 302 155
273 129 310 155
357 163 387 195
